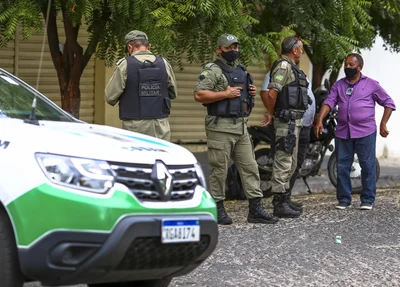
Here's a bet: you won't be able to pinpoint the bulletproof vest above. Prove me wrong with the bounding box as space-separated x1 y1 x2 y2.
119 56 170 120
270 59 309 112
207 59 254 118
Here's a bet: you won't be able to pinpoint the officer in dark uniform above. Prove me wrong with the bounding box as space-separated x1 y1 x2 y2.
105 30 177 141
260 36 310 218
194 34 278 225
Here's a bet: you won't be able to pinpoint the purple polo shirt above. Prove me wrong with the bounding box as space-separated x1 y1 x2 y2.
323 75 396 139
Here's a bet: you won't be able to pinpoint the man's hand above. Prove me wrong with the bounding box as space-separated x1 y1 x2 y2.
314 120 323 138
380 122 389 137
261 113 274 126
225 85 242 98
249 84 257 97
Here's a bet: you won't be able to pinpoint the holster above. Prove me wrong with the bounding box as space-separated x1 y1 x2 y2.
277 119 297 153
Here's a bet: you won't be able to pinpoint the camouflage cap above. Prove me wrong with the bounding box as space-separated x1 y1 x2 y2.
217 34 240 48
125 30 148 43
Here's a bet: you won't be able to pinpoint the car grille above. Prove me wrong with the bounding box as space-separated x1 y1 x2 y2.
109 162 199 202
116 236 210 270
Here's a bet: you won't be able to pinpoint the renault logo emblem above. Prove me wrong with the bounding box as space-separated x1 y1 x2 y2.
152 161 173 200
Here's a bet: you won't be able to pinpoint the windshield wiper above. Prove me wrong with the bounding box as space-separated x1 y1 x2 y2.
23 96 39 125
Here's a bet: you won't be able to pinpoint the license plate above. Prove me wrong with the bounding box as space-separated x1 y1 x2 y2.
161 219 200 244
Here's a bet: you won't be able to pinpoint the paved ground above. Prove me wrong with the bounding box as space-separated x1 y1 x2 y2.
26 154 400 287
27 188 400 287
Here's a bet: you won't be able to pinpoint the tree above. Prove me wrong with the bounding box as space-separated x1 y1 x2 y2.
370 0 400 52
249 0 376 90
0 0 285 118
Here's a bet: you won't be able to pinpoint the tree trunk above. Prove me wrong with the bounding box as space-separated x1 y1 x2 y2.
43 5 93 119
311 62 327 92
61 80 81 118
329 69 340 87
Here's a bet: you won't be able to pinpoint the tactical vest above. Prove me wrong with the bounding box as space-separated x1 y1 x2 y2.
207 59 254 118
270 59 309 112
119 56 170 120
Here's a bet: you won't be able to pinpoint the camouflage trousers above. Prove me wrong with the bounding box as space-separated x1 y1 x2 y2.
206 129 263 202
271 118 302 194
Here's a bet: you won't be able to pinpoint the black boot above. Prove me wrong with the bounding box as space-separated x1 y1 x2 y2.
272 193 301 218
247 198 279 224
216 201 233 225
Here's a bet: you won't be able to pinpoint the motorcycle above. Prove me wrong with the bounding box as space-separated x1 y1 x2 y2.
226 80 380 200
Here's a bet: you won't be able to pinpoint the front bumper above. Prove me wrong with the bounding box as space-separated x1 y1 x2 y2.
19 214 218 286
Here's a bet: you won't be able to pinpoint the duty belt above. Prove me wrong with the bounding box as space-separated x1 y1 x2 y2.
274 109 304 122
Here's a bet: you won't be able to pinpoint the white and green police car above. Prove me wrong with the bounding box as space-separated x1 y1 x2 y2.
0 68 218 287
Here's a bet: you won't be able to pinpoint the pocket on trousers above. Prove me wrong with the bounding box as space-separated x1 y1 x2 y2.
207 140 225 167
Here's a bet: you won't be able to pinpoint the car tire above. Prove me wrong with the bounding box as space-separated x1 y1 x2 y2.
0 207 24 287
88 278 172 287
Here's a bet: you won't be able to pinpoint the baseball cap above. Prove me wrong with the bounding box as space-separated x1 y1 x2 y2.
217 34 240 48
125 30 148 43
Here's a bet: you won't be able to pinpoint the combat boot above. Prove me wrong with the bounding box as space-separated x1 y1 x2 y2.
247 198 279 224
272 193 301 218
216 201 233 225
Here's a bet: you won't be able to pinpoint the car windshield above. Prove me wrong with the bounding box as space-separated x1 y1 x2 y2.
0 70 76 122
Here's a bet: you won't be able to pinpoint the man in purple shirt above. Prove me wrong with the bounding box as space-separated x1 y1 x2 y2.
315 53 396 210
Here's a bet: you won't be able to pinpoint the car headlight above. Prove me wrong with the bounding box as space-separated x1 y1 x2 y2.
36 153 115 194
194 162 207 189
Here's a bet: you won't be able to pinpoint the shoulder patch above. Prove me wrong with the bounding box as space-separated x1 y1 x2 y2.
275 74 284 81
280 61 288 69
199 75 206 81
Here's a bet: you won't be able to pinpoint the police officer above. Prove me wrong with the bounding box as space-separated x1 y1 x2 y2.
105 30 177 141
194 34 278 225
260 70 316 212
260 36 309 218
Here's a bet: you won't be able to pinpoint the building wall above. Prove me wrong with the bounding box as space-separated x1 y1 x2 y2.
0 23 96 123
101 53 312 146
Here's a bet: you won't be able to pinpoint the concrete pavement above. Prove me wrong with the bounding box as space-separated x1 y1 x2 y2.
26 188 400 287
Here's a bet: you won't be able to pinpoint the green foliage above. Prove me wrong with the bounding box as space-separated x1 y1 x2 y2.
370 0 400 52
0 0 290 69
250 0 376 71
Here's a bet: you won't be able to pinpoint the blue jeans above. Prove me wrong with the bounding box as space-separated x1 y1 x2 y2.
335 131 376 204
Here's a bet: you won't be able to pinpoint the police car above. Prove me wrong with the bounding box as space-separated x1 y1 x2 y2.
0 68 218 287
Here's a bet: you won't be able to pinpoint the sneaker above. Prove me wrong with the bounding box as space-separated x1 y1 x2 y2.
335 202 351 210
360 203 373 210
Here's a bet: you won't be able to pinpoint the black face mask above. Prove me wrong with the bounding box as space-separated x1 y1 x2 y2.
221 50 239 63
344 67 358 79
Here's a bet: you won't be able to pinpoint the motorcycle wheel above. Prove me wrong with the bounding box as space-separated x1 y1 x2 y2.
327 151 381 194
254 148 274 198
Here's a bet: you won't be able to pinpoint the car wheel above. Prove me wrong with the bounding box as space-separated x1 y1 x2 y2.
0 207 24 287
88 278 172 287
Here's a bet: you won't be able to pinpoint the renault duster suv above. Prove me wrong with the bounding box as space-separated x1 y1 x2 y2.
0 68 218 287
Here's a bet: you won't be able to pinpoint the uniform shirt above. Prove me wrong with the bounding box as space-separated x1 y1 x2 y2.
323 74 396 139
105 50 177 106
267 55 296 92
105 50 177 140
194 56 249 135
261 71 316 127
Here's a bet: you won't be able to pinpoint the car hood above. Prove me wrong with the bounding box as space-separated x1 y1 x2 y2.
1 119 197 165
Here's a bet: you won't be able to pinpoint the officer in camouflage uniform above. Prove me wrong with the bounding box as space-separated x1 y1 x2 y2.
261 36 310 218
105 30 177 141
194 34 278 225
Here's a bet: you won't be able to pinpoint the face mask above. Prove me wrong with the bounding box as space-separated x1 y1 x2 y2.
344 67 358 79
221 50 239 63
